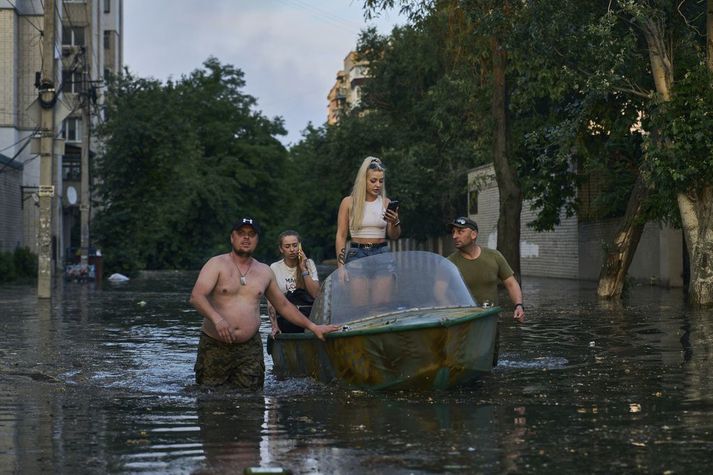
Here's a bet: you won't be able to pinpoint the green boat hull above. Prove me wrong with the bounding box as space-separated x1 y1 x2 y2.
269 306 500 390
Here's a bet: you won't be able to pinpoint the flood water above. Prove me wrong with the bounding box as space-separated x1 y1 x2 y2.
1 271 712 474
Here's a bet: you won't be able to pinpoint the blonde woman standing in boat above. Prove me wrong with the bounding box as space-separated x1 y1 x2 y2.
335 156 401 306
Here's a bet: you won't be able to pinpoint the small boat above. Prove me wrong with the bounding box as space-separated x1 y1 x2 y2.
268 251 500 390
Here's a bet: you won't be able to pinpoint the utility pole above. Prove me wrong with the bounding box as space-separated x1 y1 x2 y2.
79 0 93 273
80 77 91 271
38 0 57 298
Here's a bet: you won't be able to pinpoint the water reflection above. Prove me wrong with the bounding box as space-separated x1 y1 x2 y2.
195 394 264 472
1 274 713 473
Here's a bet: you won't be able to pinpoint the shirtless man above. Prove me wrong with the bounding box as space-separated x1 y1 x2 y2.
189 217 338 390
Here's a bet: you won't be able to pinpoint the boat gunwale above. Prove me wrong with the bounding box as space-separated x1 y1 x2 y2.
274 305 501 340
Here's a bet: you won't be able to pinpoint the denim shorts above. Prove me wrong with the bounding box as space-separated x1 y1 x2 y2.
345 244 395 277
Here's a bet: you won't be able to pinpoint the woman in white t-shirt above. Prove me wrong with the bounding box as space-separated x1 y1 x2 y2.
268 230 320 336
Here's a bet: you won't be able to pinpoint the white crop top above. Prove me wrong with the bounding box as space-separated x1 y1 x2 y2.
350 197 387 239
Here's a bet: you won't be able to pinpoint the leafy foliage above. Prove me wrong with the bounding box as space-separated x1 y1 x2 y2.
94 58 287 275
644 65 713 199
275 15 493 259
0 247 37 282
357 19 490 239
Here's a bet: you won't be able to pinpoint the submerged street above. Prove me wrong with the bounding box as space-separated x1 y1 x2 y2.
1 272 712 473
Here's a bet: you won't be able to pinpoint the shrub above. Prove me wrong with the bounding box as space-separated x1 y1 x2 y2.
13 247 38 278
0 248 38 282
0 252 16 282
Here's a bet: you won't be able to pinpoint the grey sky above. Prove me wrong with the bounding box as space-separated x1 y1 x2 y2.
123 0 403 146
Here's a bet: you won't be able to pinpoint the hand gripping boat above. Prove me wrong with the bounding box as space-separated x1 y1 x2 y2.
268 251 500 390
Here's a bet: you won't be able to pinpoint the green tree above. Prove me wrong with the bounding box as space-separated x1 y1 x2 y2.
493 0 712 303
645 64 713 304
570 0 710 303
363 0 532 277
94 58 288 275
281 16 488 260
502 0 654 298
357 18 487 240
281 114 395 261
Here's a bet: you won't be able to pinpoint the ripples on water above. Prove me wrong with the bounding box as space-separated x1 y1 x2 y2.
1 273 713 473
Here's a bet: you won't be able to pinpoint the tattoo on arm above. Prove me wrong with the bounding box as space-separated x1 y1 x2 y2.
338 248 346 265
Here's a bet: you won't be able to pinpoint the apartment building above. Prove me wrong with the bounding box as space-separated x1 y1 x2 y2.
0 0 123 266
327 51 368 125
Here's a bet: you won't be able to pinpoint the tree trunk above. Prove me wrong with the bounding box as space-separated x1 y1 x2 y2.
675 2 713 305
678 187 713 305
490 36 522 279
596 174 647 298
599 12 678 301
641 18 673 101
597 11 674 301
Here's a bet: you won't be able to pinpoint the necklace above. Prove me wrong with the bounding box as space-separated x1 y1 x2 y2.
232 256 253 286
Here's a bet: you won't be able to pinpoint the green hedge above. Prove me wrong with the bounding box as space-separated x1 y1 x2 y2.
0 247 38 282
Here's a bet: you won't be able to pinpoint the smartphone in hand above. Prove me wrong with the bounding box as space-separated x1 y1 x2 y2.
384 200 399 221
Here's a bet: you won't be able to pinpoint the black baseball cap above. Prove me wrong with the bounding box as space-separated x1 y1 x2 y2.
233 217 261 235
449 216 478 232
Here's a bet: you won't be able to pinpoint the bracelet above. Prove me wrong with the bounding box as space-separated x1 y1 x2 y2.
514 303 524 310
393 220 401 227
301 271 310 277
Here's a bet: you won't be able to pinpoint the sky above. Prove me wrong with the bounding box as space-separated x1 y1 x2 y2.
123 0 404 146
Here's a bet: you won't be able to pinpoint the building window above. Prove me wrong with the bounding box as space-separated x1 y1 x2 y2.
62 155 81 181
103 30 111 49
468 189 479 215
62 70 83 94
104 0 111 13
62 26 85 47
63 118 82 143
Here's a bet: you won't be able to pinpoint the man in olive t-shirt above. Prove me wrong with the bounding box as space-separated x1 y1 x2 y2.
446 217 525 322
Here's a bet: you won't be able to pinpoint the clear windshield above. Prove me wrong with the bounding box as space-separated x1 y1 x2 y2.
311 251 476 325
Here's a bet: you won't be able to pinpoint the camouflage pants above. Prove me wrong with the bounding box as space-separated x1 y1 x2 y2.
194 331 265 390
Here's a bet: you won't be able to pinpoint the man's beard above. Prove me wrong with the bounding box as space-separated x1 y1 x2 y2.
232 248 252 258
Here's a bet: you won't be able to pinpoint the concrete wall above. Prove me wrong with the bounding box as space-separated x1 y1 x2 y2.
468 164 580 279
468 163 684 287
579 219 683 287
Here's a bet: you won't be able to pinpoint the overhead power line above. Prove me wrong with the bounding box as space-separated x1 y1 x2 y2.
7 0 44 34
274 0 366 34
0 128 41 175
